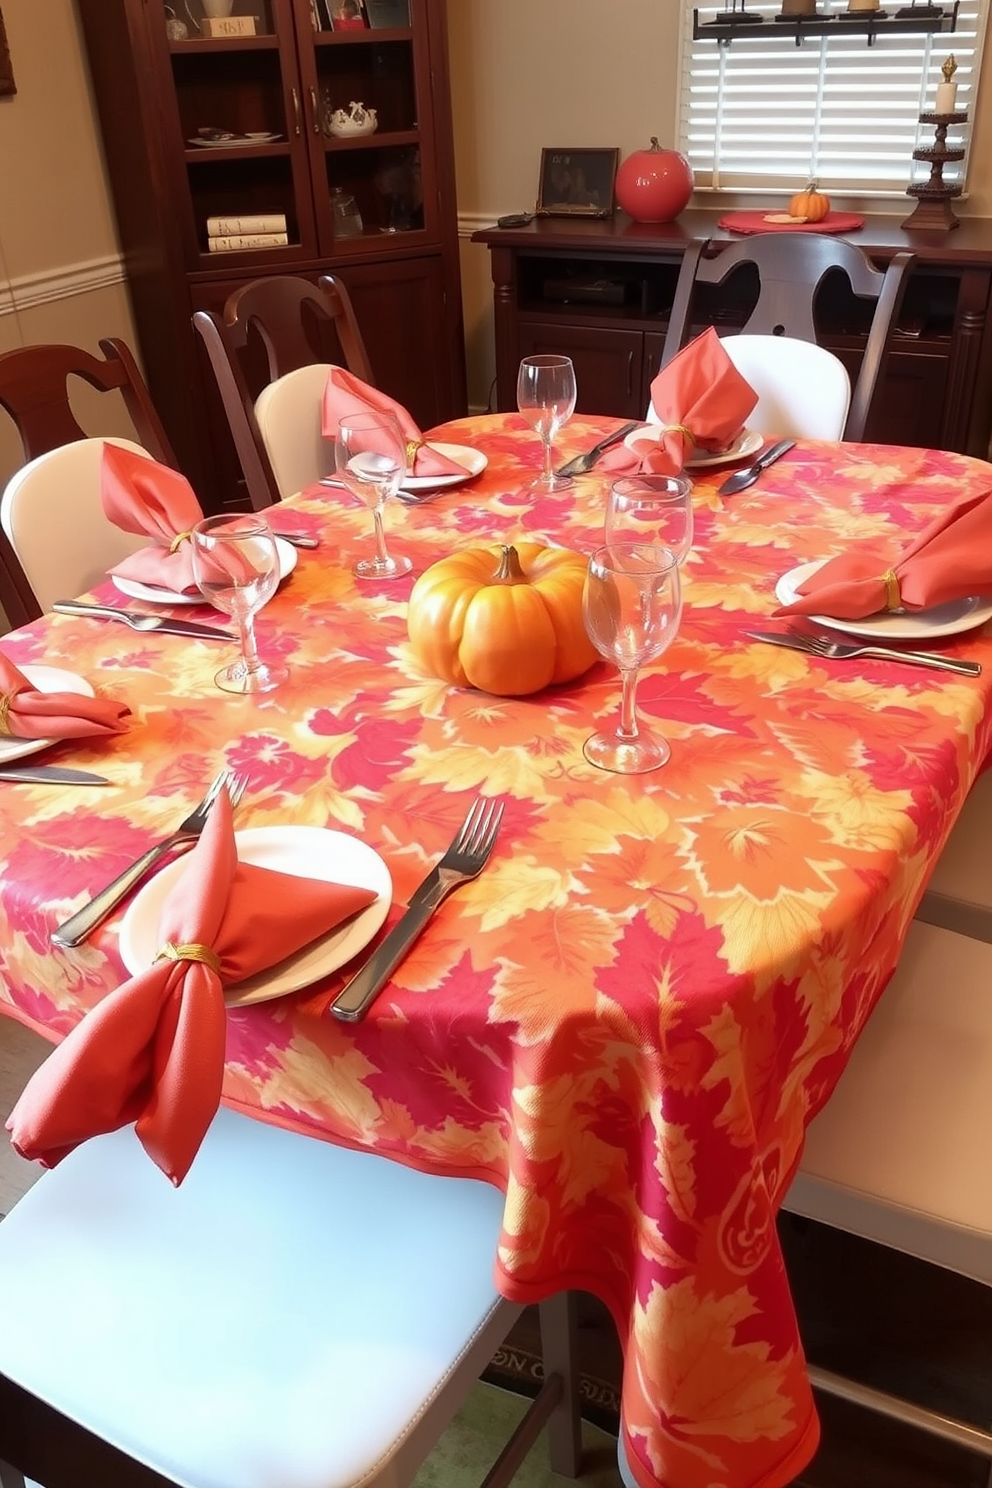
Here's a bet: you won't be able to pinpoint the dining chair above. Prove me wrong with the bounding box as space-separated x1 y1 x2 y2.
0 340 178 630
0 1105 583 1488
781 919 992 1479
648 333 852 441
254 362 333 500
193 274 374 512
0 438 153 618
659 234 916 442
914 768 992 943
615 919 992 1487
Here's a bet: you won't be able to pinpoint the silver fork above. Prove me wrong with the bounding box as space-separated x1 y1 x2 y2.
787 628 981 678
51 769 249 949
330 796 504 1023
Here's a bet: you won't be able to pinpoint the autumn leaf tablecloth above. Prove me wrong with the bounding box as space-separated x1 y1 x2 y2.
1 416 990 1488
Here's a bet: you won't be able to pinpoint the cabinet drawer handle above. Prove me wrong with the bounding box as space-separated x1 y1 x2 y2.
291 87 302 136
309 87 320 133
626 351 634 398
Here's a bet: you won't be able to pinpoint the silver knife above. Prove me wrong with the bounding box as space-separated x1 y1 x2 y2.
555 421 642 478
742 630 982 677
717 439 796 497
52 600 234 641
0 765 111 786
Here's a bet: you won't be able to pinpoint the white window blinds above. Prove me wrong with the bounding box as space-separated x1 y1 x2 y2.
679 1 986 194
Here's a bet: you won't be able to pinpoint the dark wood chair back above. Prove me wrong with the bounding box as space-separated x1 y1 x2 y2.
661 234 916 442
0 337 178 629
193 273 374 512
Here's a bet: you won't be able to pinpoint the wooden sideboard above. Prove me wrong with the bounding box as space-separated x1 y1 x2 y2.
470 211 992 457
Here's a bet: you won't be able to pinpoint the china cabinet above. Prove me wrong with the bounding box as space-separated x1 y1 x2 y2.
472 212 992 457
75 0 466 510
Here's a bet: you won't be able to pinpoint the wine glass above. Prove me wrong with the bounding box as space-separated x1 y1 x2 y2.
333 411 413 580
582 542 682 774
516 354 577 492
605 475 694 566
190 513 288 695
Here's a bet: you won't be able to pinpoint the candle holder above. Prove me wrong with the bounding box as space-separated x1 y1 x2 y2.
902 109 967 229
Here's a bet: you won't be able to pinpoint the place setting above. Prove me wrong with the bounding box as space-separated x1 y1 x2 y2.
746 480 992 673
0 649 130 787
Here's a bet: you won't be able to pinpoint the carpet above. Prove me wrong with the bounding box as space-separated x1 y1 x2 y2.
411 1381 623 1488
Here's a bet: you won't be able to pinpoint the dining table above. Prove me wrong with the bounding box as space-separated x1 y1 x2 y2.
0 412 990 1488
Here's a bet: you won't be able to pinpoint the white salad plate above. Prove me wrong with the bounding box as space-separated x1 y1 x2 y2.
0 666 95 765
119 826 393 1008
112 537 297 606
775 559 992 641
189 133 282 148
400 443 488 493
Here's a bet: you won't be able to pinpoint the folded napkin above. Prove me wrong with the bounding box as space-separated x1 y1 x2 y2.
777 485 992 620
0 652 128 740
321 368 466 478
600 327 758 477
101 444 206 593
7 789 378 1185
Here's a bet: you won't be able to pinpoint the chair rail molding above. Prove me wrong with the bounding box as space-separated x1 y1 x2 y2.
0 253 126 318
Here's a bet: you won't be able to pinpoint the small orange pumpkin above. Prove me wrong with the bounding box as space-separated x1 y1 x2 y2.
789 180 830 223
407 541 598 696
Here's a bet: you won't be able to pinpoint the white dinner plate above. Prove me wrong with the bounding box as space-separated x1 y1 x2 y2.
627 425 761 470
624 425 763 469
775 559 992 641
0 666 95 765
400 443 488 493
112 537 297 606
119 826 393 1008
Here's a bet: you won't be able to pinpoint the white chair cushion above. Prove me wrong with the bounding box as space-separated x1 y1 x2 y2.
0 1107 518 1488
915 769 992 941
648 334 851 442
785 921 992 1287
255 362 335 500
0 438 152 614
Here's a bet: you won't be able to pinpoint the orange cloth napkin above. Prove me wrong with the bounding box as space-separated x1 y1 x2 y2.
321 368 466 478
101 444 205 593
0 652 128 739
600 327 758 477
777 486 992 620
7 789 378 1185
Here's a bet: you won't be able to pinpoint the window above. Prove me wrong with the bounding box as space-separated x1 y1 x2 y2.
678 0 987 195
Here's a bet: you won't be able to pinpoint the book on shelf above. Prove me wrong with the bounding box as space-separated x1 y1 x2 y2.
206 213 287 237
208 232 289 252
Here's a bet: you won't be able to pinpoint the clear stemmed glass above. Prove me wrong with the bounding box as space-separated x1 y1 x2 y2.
606 475 694 566
333 410 413 580
516 354 578 492
582 542 682 774
190 513 288 695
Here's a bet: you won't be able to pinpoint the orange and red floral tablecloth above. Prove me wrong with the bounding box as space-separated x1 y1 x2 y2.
1 415 991 1488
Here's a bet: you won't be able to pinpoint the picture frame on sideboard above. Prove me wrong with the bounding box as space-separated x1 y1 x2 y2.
536 148 619 219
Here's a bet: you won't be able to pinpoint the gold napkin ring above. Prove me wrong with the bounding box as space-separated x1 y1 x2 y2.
658 423 696 447
169 530 192 554
155 941 222 976
405 439 424 469
0 692 11 737
881 568 901 611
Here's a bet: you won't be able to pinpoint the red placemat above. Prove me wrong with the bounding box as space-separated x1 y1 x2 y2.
718 210 865 235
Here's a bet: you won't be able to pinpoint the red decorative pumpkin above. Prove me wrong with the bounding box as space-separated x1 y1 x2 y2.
615 138 694 224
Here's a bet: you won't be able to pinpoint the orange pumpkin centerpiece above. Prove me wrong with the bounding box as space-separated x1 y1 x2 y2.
789 180 830 223
407 541 598 697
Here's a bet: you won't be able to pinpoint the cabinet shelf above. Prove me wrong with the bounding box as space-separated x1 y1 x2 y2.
693 2 958 46
169 36 281 53
315 27 414 44
323 129 419 151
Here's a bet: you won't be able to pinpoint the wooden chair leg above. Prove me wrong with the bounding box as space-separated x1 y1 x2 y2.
0 1462 27 1488
539 1291 583 1477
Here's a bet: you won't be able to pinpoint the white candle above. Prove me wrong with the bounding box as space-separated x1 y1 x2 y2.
935 79 958 113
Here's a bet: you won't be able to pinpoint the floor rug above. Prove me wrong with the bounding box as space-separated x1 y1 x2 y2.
411 1381 623 1488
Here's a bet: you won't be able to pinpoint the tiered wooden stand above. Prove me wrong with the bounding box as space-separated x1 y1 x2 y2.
903 110 968 229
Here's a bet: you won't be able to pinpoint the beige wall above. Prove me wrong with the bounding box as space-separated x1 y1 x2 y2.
0 0 990 429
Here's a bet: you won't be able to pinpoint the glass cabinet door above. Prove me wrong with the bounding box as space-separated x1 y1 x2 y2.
153 0 320 267
295 0 440 255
